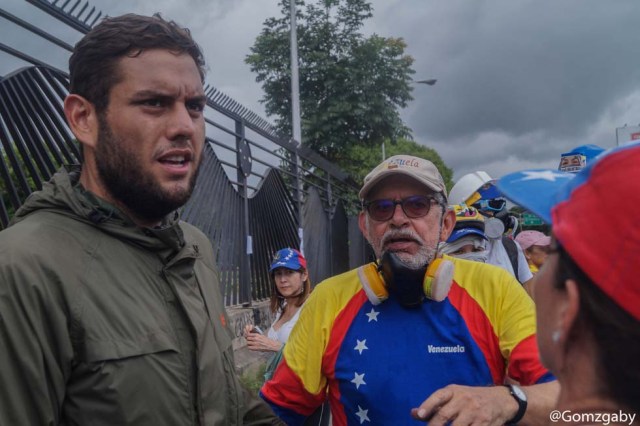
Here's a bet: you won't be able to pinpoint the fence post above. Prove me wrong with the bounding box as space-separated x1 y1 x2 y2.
236 119 253 306
326 173 334 275
294 150 304 254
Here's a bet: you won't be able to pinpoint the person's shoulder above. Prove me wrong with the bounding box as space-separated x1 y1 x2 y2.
447 256 535 324
0 210 87 261
449 255 516 283
448 255 524 300
314 267 362 293
0 214 89 296
178 221 215 255
296 267 365 334
178 220 207 240
305 267 363 308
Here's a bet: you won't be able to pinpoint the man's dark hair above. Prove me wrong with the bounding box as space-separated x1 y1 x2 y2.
68 13 206 113
555 245 640 412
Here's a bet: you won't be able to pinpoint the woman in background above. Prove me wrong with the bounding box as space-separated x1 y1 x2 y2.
515 230 551 274
244 248 329 425
244 248 311 368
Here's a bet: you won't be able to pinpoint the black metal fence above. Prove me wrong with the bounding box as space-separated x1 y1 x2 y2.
0 0 373 306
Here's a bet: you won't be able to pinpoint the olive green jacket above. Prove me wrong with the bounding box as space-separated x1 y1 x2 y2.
0 166 278 425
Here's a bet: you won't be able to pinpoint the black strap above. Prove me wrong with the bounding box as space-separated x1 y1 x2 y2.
504 385 527 424
501 236 520 281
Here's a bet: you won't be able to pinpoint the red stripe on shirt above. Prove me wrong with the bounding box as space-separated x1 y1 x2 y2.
261 360 324 417
508 334 549 385
447 281 505 384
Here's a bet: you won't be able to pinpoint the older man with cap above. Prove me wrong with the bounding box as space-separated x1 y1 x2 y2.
498 142 640 419
261 155 558 425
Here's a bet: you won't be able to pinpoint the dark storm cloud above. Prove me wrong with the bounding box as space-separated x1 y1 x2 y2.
371 0 640 177
411 1 640 139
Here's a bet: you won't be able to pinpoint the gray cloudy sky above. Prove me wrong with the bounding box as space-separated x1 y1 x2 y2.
2 0 640 181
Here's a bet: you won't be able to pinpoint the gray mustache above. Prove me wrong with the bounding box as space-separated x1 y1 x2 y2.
381 230 425 247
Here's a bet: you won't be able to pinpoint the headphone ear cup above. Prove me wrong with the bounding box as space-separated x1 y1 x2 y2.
357 263 389 305
423 258 454 302
485 217 505 239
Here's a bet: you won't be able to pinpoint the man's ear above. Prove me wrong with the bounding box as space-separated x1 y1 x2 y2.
358 209 368 237
440 208 455 242
64 94 99 150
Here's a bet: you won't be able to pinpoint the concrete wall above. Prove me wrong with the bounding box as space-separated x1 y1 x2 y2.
228 300 274 375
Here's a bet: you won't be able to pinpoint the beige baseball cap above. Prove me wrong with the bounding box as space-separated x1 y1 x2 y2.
359 155 448 200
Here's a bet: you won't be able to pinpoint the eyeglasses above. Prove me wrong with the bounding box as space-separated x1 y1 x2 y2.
472 198 506 212
363 195 438 222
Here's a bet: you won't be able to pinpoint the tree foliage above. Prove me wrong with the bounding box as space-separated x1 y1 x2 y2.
246 0 415 163
341 138 454 192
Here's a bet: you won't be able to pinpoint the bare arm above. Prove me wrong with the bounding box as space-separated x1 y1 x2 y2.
244 326 283 352
522 277 535 299
518 381 560 425
410 381 559 425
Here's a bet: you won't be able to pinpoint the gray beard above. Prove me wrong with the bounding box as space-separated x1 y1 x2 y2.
367 215 440 269
391 245 437 269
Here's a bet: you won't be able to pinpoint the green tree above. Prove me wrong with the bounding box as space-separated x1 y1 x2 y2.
246 0 415 163
342 138 454 191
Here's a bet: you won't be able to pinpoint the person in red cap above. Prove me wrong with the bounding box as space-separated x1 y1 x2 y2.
498 142 640 420
515 230 551 274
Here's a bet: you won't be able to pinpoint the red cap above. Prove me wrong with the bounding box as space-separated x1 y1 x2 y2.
553 146 640 321
498 142 640 321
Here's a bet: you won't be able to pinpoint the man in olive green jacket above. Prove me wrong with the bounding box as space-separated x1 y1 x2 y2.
0 14 279 425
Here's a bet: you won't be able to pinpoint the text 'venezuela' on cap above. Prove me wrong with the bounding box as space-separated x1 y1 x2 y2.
359 155 447 200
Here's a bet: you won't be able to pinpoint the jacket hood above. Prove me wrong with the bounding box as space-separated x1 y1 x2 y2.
11 165 186 256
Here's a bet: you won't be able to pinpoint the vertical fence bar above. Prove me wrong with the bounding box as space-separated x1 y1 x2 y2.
235 119 252 306
289 0 305 255
294 151 304 254
326 173 333 276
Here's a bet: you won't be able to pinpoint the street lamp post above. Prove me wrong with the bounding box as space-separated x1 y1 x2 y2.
290 1 305 254
381 78 438 160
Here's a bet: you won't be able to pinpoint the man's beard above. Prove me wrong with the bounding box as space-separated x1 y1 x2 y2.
366 217 438 269
95 115 201 224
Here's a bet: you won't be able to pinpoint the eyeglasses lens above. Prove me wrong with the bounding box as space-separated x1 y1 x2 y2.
366 196 433 221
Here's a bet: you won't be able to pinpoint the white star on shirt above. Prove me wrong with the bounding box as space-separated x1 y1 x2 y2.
355 405 370 424
365 308 379 322
351 372 366 389
519 170 570 182
354 339 368 355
